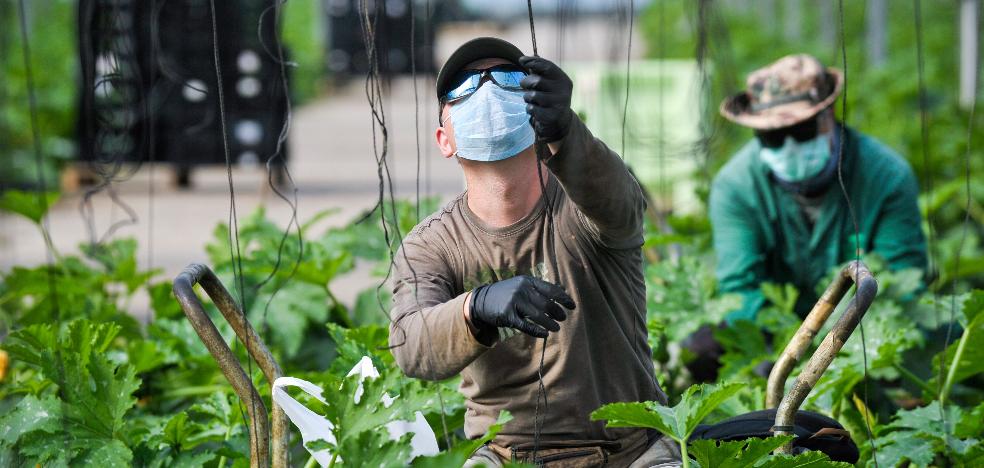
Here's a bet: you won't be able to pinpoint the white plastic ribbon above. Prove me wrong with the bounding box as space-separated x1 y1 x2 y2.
271 356 439 467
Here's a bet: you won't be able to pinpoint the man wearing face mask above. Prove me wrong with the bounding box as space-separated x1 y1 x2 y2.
686 55 927 379
388 38 681 467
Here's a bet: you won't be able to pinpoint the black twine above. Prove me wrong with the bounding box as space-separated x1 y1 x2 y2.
16 0 68 453
207 0 257 444
355 0 451 447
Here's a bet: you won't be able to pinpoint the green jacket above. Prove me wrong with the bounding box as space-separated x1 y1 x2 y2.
709 126 928 321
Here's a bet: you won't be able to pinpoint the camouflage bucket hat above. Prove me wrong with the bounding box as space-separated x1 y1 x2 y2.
719 54 843 130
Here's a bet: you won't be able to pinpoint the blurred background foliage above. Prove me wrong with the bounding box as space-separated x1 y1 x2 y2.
0 0 78 190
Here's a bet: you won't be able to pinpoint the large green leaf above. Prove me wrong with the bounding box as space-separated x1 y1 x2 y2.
689 435 792 468
872 402 979 467
592 383 743 442
0 394 61 446
929 291 984 391
757 450 852 467
647 257 742 343
1 320 140 464
0 190 59 224
714 320 770 380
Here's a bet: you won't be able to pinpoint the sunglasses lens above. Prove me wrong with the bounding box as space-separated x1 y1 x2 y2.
490 68 526 90
756 118 820 148
445 72 481 101
756 131 786 148
788 118 819 142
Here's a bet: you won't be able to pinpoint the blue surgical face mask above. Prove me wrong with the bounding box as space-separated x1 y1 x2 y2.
445 82 534 162
759 133 832 182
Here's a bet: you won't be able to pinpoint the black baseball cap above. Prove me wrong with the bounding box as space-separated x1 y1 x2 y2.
436 37 525 100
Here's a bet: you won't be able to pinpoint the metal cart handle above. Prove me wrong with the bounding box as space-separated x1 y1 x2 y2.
765 261 878 452
173 263 289 468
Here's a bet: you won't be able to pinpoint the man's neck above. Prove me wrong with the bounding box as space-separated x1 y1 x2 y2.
461 148 545 228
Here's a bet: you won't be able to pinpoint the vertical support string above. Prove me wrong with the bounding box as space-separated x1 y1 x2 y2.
16 0 68 454
833 1 878 464
207 0 258 444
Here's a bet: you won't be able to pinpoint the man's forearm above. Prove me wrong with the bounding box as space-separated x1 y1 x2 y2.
544 116 646 246
390 292 491 381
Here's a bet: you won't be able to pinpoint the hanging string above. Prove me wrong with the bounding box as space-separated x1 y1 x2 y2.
912 0 942 366
423 0 433 200
207 0 258 441
693 1 746 183
832 1 879 464
657 0 666 209
252 0 305 349
620 0 633 159
411 0 422 221
524 0 559 460
912 0 954 443
694 0 714 184
147 0 158 276
527 0 539 56
77 0 146 247
16 0 67 450
355 0 451 447
941 46 977 409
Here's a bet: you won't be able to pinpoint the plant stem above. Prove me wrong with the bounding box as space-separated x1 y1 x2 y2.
303 455 318 468
215 412 234 468
161 384 228 399
680 438 689 468
941 324 972 406
327 452 338 468
325 288 354 327
893 363 937 397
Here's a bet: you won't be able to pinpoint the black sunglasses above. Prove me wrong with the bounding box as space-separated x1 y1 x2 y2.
755 117 820 148
443 64 527 103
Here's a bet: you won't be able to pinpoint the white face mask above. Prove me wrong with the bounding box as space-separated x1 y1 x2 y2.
446 82 535 162
759 133 832 182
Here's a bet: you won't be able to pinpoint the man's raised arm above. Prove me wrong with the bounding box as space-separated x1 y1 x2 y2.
520 55 647 249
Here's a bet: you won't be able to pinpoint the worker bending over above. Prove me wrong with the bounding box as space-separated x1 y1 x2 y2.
688 54 928 381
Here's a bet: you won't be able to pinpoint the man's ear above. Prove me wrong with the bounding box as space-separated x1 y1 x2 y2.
435 106 456 159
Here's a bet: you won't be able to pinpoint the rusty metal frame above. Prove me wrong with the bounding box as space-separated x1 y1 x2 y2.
172 263 289 468
765 261 878 454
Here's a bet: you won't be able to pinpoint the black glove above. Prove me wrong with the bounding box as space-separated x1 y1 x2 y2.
519 55 574 143
469 275 576 338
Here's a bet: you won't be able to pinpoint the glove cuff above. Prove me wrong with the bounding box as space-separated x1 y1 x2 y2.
468 284 492 330
539 108 574 143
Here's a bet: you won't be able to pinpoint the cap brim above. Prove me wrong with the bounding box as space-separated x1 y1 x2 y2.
436 37 525 99
719 68 844 130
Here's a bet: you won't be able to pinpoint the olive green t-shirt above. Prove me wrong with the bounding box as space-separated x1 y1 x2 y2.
388 117 666 448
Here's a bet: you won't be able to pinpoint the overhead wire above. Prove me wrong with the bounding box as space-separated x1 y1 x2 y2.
831 1 879 464
252 0 304 349
207 0 259 445
941 39 977 410
657 0 665 207
77 0 146 247
356 0 451 448
15 0 68 453
424 0 433 200
147 0 157 275
524 0 564 460
912 0 959 445
411 0 422 221
620 0 633 160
